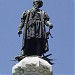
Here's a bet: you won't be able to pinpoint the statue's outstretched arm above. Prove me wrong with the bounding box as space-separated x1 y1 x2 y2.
18 11 27 36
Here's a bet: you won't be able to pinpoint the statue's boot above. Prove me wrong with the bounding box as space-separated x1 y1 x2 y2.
15 55 25 61
15 50 25 61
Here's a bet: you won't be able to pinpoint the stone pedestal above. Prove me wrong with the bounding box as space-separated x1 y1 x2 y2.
12 56 53 75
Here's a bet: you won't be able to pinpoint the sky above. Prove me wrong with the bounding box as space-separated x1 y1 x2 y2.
0 0 74 75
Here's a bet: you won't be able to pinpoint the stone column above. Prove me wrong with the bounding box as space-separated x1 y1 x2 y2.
12 56 53 75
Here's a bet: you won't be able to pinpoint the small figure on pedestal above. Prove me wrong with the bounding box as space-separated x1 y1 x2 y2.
17 0 53 59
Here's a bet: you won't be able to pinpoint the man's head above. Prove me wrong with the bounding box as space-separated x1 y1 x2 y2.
33 0 43 9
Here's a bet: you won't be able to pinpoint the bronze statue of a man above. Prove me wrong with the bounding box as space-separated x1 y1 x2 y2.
18 0 53 56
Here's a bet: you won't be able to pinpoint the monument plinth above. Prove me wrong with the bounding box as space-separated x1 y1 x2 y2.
12 56 53 75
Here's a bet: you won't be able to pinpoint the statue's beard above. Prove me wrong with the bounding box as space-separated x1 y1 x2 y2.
34 5 39 9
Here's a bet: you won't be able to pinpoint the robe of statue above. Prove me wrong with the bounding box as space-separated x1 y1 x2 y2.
18 8 52 56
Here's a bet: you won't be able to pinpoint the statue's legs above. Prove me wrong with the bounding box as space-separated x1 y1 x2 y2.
35 38 43 56
21 38 49 56
21 38 36 56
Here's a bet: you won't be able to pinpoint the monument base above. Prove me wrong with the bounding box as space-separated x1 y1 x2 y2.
12 56 53 75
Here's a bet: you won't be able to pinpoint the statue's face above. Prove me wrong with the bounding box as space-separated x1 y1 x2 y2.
33 1 40 9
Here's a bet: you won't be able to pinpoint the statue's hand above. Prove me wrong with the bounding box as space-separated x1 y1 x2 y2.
18 31 22 34
18 31 22 37
49 25 53 29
